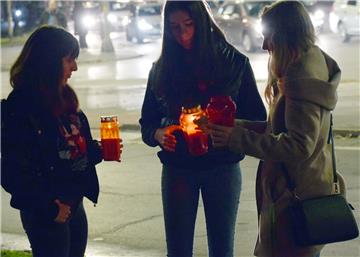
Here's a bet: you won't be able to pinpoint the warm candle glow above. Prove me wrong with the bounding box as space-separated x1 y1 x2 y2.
179 105 208 156
100 115 121 161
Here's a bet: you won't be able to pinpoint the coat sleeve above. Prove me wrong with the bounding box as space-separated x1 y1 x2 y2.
236 58 267 122
229 97 321 162
79 111 103 166
139 66 163 147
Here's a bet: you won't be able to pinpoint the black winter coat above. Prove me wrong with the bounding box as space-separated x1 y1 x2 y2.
1 88 101 221
139 41 267 169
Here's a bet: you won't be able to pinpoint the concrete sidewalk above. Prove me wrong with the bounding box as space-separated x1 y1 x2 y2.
1 44 359 135
1 45 143 72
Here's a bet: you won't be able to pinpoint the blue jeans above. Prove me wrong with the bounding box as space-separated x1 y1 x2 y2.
162 163 242 257
20 201 88 257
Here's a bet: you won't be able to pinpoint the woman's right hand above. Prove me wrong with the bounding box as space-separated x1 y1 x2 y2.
154 125 180 152
54 199 71 223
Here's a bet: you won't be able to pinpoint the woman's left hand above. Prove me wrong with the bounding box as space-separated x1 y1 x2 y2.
207 123 234 148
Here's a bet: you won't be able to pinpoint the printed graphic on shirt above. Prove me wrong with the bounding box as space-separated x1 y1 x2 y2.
58 113 88 172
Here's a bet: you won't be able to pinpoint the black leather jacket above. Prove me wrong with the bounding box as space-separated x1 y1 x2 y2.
139 41 267 169
1 88 101 221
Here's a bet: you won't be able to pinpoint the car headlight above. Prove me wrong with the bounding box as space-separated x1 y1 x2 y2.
138 19 153 31
122 16 130 26
18 21 26 27
107 13 118 24
15 9 22 17
314 9 325 20
82 15 96 29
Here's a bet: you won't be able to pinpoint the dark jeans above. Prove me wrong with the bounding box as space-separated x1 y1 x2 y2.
162 163 241 257
20 201 88 257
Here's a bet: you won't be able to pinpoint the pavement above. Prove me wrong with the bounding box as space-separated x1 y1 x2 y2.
1 130 360 257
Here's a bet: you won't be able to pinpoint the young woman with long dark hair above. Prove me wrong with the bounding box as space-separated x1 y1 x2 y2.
2 26 122 257
139 1 266 256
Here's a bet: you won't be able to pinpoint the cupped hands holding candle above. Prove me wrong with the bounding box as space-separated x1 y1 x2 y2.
154 125 181 152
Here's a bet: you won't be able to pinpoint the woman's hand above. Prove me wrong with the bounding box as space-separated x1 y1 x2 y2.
207 123 234 148
154 125 181 152
54 199 71 223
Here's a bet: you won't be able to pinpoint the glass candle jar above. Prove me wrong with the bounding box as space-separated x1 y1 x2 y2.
179 105 208 156
206 95 236 126
100 115 121 161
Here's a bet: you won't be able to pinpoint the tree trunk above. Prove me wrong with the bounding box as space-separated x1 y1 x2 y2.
6 0 14 38
101 2 114 52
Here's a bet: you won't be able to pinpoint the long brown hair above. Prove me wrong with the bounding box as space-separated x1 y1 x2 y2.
153 0 226 102
262 1 315 106
10 26 79 114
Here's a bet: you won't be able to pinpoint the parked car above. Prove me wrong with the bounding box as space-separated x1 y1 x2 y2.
125 3 162 43
206 0 220 14
215 1 270 52
107 1 134 32
301 0 327 34
75 1 102 32
329 0 360 42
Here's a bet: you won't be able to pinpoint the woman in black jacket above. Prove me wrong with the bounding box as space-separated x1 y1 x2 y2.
139 1 266 256
1 26 116 257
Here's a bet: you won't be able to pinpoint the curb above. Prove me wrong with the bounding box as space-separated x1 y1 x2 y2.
1 54 144 72
332 129 360 138
93 124 360 138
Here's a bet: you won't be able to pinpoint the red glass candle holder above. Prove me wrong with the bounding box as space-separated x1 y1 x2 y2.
100 115 121 161
206 95 236 126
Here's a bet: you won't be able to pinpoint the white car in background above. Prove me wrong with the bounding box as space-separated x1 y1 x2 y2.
329 0 360 42
125 3 162 43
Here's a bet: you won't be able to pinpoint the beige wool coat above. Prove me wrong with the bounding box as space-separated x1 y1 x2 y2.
228 45 341 257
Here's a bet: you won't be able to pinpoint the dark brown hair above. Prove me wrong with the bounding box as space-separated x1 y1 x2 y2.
153 0 227 102
10 25 79 113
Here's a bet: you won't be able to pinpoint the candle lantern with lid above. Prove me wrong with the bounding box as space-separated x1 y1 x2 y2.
206 95 236 126
100 115 121 161
179 105 208 156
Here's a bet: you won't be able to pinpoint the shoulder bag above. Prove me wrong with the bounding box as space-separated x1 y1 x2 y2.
282 114 359 246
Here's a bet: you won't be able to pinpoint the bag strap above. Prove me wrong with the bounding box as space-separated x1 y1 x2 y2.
281 113 339 196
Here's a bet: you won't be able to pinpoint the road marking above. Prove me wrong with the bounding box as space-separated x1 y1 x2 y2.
335 146 360 151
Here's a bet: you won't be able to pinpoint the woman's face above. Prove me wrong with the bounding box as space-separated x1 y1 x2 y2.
62 55 77 86
169 10 195 50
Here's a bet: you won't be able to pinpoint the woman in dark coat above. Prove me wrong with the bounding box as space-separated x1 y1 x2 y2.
139 1 266 256
1 26 112 257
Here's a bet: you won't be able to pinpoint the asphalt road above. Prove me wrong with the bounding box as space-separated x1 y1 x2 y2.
2 33 358 132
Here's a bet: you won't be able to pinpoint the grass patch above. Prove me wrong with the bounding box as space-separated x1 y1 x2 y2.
1 250 32 257
1 33 31 47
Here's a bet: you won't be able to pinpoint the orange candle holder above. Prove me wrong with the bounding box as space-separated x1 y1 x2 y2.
100 115 121 161
179 105 208 156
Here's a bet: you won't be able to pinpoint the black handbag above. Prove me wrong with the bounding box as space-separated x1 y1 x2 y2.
282 114 359 246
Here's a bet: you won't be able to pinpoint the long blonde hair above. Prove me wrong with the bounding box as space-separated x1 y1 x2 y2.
262 1 315 106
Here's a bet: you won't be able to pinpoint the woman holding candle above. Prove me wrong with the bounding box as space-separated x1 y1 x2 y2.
1 26 122 257
203 1 342 257
139 1 266 256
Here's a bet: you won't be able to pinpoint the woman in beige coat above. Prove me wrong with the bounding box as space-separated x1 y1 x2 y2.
203 1 342 257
